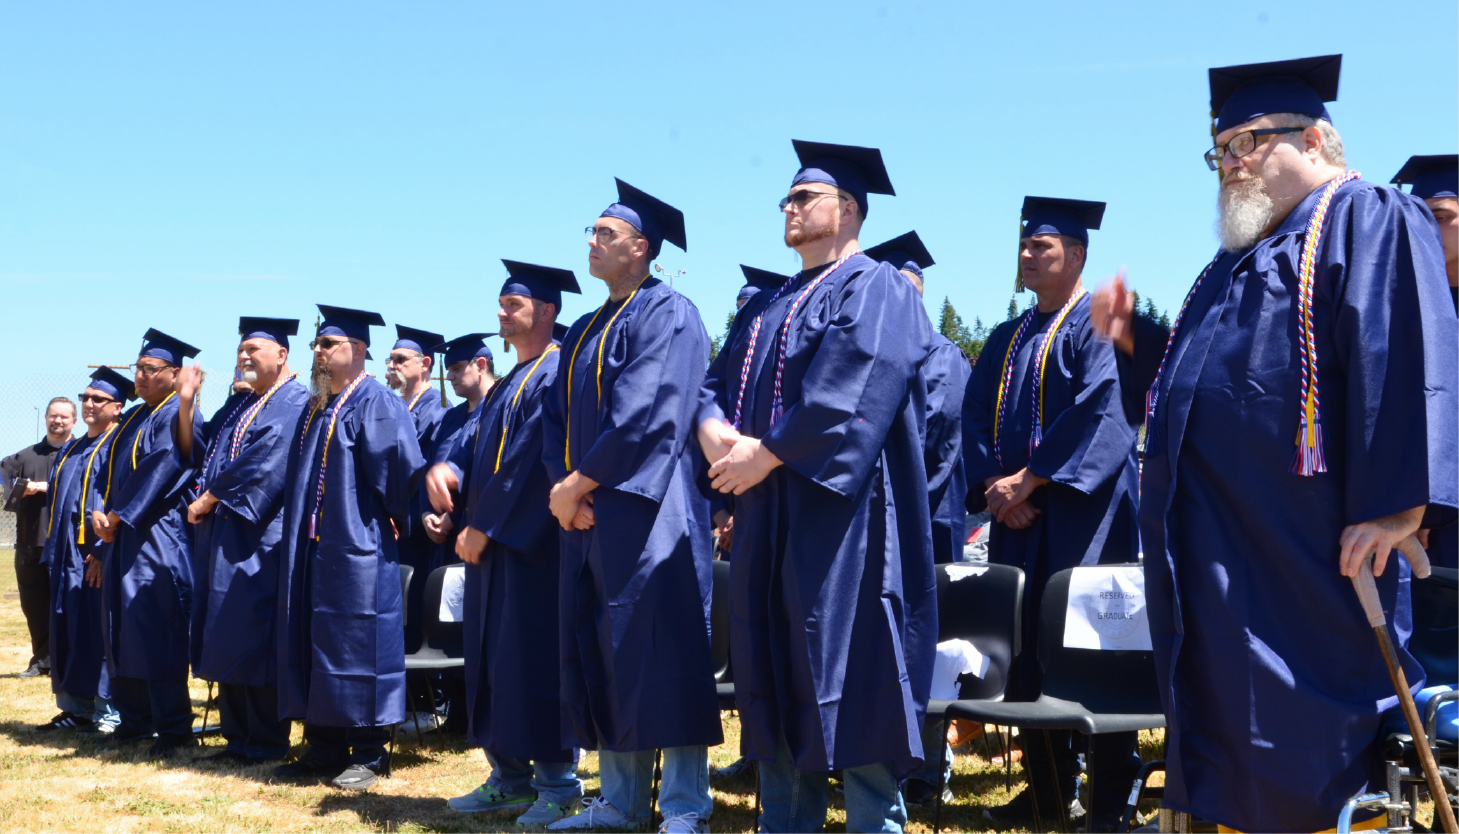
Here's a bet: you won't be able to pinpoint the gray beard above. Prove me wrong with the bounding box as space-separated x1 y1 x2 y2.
309 362 333 412
1216 174 1275 251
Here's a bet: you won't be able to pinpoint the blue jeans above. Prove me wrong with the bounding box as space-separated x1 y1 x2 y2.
598 746 711 825
110 676 193 739
486 749 583 805
909 719 952 787
56 690 120 728
758 737 907 833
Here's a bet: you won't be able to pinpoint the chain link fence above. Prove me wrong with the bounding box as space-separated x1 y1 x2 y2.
0 371 228 546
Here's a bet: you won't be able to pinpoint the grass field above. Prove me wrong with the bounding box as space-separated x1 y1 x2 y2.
0 549 1166 832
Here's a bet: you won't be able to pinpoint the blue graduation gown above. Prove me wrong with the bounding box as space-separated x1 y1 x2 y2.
447 348 572 762
45 431 111 699
399 390 449 573
542 277 722 753
925 334 971 564
1140 179 1459 832
184 381 310 686
698 254 937 778
423 399 481 573
962 295 1140 659
99 395 201 681
276 378 425 727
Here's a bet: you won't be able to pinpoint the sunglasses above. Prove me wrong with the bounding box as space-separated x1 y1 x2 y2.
77 394 117 405
778 189 843 211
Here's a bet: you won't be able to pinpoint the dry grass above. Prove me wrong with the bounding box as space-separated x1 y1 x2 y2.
0 549 1166 832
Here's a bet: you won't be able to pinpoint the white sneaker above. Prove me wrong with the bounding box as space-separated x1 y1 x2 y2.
546 797 634 830
406 711 442 731
657 812 707 833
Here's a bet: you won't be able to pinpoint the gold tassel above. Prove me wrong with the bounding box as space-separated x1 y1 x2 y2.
1014 219 1026 293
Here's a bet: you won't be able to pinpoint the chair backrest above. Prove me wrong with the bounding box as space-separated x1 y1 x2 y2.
399 564 416 629
420 564 464 656
1410 566 1458 685
1037 565 1162 715
935 562 1023 701
710 559 731 683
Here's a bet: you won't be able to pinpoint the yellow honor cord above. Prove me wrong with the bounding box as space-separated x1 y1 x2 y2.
1033 290 1086 428
991 330 1022 449
45 441 80 539
131 391 177 469
407 389 426 412
563 274 650 468
231 373 296 453
104 403 149 506
76 425 117 544
495 346 559 474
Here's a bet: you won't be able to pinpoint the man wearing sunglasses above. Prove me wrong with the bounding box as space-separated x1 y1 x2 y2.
90 329 204 759
542 180 719 833
697 141 934 833
171 317 309 765
37 368 130 734
1090 56 1457 832
272 306 425 791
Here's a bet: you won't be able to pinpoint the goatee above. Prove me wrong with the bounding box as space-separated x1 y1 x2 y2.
785 223 835 249
1216 172 1275 252
309 360 333 412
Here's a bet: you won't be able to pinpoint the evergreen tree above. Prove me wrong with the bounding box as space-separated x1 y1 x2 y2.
936 297 987 363
708 310 736 362
1006 296 1019 321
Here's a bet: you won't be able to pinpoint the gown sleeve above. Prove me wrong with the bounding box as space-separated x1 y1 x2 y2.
205 404 295 525
760 264 930 499
355 391 428 528
113 403 198 529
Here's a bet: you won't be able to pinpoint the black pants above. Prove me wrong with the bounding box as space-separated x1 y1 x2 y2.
217 683 291 760
111 676 193 740
301 723 391 772
14 547 49 668
1020 728 1141 822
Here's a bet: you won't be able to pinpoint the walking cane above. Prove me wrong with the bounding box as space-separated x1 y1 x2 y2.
1351 535 1457 834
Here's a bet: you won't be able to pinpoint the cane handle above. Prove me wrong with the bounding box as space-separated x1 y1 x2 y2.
1351 560 1387 628
1397 534 1431 579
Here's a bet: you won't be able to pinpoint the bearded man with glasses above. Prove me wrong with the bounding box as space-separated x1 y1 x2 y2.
90 329 204 759
35 369 128 734
170 317 309 765
272 306 425 791
1090 55 1457 832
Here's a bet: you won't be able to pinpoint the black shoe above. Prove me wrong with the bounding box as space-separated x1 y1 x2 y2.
193 749 249 765
100 726 158 745
712 757 756 780
983 788 1084 828
273 757 346 782
331 764 380 791
904 778 954 808
37 712 95 732
148 735 199 759
17 661 48 679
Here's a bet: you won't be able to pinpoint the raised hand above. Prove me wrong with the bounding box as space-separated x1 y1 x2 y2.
174 364 206 402
1089 268 1135 357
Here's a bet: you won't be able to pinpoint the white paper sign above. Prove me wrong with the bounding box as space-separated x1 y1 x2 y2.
1062 565 1151 651
929 639 991 700
438 565 466 623
945 564 989 582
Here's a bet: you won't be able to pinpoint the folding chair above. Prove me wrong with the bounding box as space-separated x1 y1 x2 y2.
945 565 1165 833
403 564 465 750
927 562 1024 833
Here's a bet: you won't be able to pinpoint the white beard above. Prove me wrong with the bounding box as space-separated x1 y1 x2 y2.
1216 174 1275 251
240 367 258 383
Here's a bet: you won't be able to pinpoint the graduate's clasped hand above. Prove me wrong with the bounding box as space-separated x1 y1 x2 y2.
697 418 783 496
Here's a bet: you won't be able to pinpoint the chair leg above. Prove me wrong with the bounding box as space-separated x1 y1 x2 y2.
754 757 762 824
1119 759 1164 833
1043 731 1070 833
386 724 396 777
1026 735 1045 834
405 675 424 748
651 748 663 825
1084 735 1095 834
1002 727 1013 792
423 675 442 745
200 680 214 738
934 716 950 834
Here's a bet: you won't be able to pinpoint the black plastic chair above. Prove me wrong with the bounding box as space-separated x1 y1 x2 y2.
403 564 463 748
711 559 736 710
927 562 1024 833
946 565 1165 833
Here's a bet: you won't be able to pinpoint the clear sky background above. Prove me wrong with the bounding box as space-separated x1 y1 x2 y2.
1 0 1455 441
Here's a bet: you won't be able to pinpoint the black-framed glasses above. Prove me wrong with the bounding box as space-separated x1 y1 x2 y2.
131 362 176 377
1204 127 1305 170
77 393 116 405
778 188 843 211
585 225 643 244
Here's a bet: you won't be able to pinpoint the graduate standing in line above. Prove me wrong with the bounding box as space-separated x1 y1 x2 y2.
961 198 1141 829
173 317 309 764
91 329 203 758
426 262 586 828
1092 56 1457 831
273 306 426 791
37 368 130 734
542 181 721 833
697 141 935 834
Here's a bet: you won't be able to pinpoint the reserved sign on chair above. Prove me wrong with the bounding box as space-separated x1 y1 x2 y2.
1062 565 1151 651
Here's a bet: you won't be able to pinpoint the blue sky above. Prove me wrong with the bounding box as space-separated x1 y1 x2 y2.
1 0 1455 441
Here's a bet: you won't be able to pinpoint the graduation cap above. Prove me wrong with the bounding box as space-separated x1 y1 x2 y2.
87 367 136 403
139 328 201 366
500 260 582 310
1392 154 1458 201
316 304 385 346
600 178 687 259
1020 197 1106 247
864 231 934 280
737 265 791 304
432 333 496 368
791 140 895 216
238 316 299 350
393 325 444 356
1209 54 1340 134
